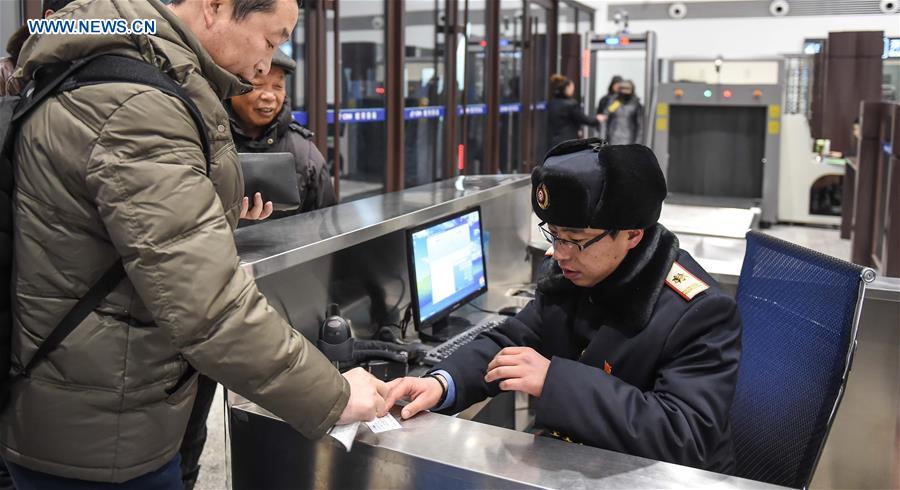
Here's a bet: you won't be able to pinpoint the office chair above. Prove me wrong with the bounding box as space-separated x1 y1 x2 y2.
731 231 875 489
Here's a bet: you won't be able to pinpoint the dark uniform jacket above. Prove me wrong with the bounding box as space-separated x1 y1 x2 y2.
227 100 337 218
435 224 742 474
547 95 600 150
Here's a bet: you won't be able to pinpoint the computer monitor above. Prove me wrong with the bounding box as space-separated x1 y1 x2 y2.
407 207 487 342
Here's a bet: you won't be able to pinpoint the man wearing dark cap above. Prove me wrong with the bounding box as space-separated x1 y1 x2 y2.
385 139 742 474
227 49 336 218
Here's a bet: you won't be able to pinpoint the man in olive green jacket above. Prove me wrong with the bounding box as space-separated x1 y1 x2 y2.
1 0 386 485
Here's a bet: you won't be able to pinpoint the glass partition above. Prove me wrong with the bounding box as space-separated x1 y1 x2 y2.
329 1 387 200
404 0 448 187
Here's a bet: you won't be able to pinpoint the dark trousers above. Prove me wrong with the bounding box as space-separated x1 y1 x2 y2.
0 459 13 490
179 374 217 490
6 455 181 490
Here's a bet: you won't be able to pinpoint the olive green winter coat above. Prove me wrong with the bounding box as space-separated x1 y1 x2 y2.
0 0 348 482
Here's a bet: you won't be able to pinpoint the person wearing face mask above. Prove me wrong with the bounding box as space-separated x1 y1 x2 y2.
547 74 604 149
602 79 644 145
384 139 742 474
227 50 336 219
595 75 623 117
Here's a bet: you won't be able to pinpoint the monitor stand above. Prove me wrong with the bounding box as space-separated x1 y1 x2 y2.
417 315 473 343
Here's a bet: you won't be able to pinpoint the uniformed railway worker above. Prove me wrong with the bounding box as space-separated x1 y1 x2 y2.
227 49 336 218
385 138 743 473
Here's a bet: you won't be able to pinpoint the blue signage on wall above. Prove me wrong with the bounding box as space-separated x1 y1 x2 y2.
294 101 540 126
404 106 445 120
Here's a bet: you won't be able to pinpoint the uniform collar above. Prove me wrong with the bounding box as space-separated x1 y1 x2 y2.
537 224 679 335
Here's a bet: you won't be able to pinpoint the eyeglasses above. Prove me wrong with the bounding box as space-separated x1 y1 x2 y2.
538 222 615 253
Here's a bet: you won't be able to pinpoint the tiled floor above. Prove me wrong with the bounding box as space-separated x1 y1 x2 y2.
196 223 854 490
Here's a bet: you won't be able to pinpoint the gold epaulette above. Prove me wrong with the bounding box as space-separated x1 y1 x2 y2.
665 262 709 301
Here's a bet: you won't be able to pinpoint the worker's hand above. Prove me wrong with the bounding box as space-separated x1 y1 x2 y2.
383 376 444 419
240 192 274 220
337 367 389 424
485 347 550 398
596 114 608 123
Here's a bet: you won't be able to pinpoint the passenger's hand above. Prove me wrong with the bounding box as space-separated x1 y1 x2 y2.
485 347 550 397
383 376 444 420
337 367 389 425
596 114 607 123
240 192 274 220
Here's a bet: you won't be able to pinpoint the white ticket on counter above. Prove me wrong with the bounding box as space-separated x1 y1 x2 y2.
327 422 360 452
365 413 402 433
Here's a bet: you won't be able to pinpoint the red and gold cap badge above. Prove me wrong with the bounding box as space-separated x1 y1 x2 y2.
536 183 550 209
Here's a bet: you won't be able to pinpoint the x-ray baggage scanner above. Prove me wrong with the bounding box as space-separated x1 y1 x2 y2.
655 58 784 225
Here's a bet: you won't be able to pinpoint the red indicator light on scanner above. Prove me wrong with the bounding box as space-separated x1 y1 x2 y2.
723 89 733 98
375 86 385 95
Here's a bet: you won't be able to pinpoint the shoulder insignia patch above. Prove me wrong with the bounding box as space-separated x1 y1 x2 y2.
665 262 709 301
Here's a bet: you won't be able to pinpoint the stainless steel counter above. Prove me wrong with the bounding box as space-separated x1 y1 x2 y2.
235 175 531 280
229 399 786 490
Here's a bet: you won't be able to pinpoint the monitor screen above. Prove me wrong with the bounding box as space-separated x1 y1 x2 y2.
407 207 487 330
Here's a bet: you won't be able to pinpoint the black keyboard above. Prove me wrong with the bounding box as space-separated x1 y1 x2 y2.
423 319 505 365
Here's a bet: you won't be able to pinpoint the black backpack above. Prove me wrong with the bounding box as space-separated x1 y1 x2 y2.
0 54 212 408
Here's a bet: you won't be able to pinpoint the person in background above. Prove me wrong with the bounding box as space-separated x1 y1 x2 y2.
1 0 75 96
547 74 603 149
227 49 336 217
385 139 742 474
601 79 644 145
595 74 623 116
844 117 861 158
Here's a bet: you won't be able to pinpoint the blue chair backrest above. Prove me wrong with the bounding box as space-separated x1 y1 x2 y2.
731 231 874 489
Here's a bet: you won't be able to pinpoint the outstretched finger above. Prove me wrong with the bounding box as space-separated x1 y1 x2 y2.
260 201 274 220
487 353 521 371
400 393 434 420
498 379 522 392
384 379 414 411
239 196 250 219
485 365 523 383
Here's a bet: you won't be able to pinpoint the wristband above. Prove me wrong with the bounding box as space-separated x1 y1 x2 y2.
423 373 448 408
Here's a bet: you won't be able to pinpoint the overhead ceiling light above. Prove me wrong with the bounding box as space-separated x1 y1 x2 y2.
668 2 687 20
769 0 790 17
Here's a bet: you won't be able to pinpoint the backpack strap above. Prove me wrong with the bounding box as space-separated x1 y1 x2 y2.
4 54 214 386
17 260 126 378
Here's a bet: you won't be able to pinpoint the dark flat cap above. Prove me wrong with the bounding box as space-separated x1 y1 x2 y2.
271 49 296 74
531 138 667 230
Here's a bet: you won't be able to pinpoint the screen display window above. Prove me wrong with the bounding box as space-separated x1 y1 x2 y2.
410 209 486 324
